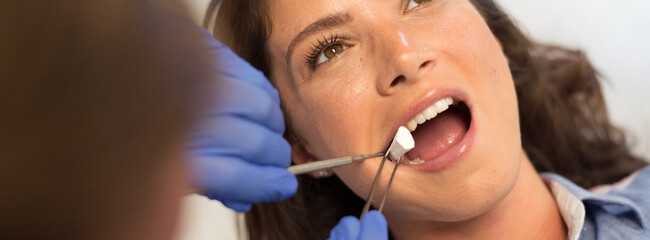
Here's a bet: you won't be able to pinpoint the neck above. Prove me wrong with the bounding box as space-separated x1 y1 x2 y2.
388 154 566 240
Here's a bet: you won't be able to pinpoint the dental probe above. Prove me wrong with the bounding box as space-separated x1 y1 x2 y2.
360 126 415 219
378 155 402 212
287 152 385 175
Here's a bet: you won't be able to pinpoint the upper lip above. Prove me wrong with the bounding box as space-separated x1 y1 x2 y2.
386 87 471 148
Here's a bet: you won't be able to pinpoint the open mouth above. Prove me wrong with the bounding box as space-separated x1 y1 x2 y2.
402 97 472 167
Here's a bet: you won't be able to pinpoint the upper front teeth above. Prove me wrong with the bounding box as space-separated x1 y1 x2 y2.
406 97 453 132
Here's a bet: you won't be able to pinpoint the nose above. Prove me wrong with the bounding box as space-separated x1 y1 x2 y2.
375 29 436 95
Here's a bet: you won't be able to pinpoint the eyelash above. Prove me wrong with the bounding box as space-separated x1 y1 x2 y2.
301 0 433 70
304 33 350 69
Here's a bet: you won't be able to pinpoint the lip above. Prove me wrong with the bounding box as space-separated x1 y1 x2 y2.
387 87 476 172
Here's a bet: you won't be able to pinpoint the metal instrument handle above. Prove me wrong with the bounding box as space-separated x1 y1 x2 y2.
288 153 384 175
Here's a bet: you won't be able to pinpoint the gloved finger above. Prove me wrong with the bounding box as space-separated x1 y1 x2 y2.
328 216 360 240
192 156 298 203
191 115 292 167
204 75 285 134
202 33 280 103
359 211 388 240
220 200 252 213
201 192 253 212
202 193 254 212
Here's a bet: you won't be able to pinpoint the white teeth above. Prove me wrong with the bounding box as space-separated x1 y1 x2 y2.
401 97 456 164
433 99 449 113
405 97 454 133
415 114 426 124
423 106 437 119
407 158 425 165
406 120 417 132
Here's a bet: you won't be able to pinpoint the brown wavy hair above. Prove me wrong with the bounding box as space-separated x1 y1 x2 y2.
206 0 648 239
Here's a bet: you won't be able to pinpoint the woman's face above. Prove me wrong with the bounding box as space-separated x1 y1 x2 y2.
267 0 524 222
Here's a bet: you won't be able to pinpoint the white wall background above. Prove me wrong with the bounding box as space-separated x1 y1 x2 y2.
175 1 650 240
497 0 650 157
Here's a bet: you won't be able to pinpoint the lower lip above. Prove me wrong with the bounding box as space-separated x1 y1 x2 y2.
402 114 476 172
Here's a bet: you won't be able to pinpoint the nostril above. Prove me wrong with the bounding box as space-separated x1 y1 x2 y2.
391 75 405 87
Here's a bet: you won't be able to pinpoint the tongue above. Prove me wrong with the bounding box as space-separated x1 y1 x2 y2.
406 108 469 161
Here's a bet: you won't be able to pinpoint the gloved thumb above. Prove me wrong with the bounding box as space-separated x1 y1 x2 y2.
327 210 388 240
358 211 388 240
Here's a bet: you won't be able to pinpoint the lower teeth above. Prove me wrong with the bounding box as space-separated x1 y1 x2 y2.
407 158 425 165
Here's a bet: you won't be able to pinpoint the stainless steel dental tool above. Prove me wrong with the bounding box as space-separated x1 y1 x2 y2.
285 126 415 219
360 126 415 218
287 152 385 175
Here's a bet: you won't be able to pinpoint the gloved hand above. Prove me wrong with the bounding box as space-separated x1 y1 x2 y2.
328 211 388 240
188 28 297 212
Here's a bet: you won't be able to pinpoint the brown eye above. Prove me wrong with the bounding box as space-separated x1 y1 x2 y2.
317 43 346 65
406 0 431 11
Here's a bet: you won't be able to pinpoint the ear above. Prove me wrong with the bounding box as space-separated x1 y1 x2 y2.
289 140 334 178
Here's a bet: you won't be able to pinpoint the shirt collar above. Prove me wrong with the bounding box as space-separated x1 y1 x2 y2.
541 171 648 233
542 177 585 240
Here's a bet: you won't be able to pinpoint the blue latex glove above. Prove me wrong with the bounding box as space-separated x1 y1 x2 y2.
328 211 389 240
189 28 297 212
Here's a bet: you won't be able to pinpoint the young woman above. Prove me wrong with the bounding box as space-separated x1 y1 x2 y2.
206 0 649 239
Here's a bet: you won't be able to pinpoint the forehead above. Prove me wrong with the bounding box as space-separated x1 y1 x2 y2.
267 0 359 53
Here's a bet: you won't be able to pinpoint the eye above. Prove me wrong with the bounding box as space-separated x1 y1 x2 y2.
406 0 432 11
316 43 346 65
305 34 350 69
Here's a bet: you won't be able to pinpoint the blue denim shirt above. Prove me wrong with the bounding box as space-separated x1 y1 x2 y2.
541 165 650 240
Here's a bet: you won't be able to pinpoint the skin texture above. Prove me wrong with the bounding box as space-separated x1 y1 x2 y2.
267 0 566 239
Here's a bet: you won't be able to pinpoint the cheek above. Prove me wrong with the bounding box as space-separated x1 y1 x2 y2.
451 5 523 215
455 7 522 160
290 54 381 158
442 5 520 138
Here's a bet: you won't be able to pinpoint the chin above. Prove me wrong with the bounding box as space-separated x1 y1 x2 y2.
379 139 524 223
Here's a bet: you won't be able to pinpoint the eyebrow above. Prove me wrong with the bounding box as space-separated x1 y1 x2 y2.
285 12 353 65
